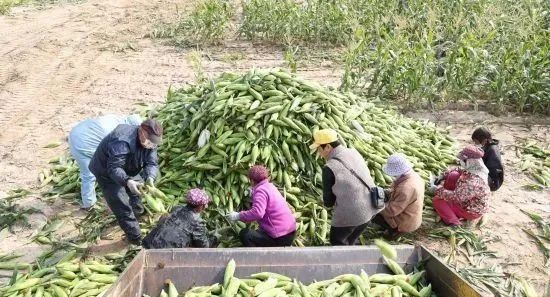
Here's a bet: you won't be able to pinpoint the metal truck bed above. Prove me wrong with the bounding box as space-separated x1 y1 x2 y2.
105 246 483 297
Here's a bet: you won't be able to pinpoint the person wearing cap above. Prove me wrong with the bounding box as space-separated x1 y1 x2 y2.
432 145 490 226
142 188 216 249
311 129 380 245
89 118 163 245
68 114 142 210
371 154 424 237
226 165 297 247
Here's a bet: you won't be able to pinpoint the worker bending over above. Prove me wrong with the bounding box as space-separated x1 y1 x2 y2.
371 154 424 238
226 165 297 247
142 188 216 249
89 119 162 245
432 145 490 227
311 129 380 245
68 114 142 210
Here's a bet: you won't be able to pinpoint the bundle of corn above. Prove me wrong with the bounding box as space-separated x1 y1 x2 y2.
517 140 550 189
147 69 456 246
39 156 81 201
0 250 118 297
153 242 433 297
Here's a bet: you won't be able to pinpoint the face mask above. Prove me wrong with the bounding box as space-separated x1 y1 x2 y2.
142 138 158 149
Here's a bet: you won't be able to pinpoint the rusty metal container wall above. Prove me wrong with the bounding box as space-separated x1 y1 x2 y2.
421 248 482 297
105 246 483 297
105 251 144 297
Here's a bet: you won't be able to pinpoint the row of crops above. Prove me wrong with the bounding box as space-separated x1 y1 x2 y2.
152 0 549 114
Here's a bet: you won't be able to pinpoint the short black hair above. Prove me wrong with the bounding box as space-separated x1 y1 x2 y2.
320 140 341 149
472 127 492 143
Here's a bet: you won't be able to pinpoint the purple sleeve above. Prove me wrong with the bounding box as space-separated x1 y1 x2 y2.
239 191 267 222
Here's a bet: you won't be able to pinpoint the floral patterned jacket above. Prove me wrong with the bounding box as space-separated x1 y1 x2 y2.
435 170 490 215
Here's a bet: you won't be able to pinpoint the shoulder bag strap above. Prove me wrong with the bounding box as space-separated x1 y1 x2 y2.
331 157 371 191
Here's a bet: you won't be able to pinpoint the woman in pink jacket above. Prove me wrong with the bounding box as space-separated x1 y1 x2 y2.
226 165 297 247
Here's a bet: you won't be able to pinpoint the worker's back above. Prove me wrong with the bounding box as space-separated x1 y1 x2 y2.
142 205 211 249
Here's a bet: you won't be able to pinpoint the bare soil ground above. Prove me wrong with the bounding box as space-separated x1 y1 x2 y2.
0 0 548 295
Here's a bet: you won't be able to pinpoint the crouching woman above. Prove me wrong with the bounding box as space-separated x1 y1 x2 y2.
226 165 297 247
433 145 490 227
142 188 216 249
372 154 424 237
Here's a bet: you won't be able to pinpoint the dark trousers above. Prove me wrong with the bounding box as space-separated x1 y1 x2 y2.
371 214 394 231
97 176 144 244
330 223 368 245
371 214 400 240
240 229 295 247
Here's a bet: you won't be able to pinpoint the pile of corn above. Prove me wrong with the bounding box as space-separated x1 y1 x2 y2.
147 69 456 246
152 240 433 297
33 69 457 247
0 256 117 297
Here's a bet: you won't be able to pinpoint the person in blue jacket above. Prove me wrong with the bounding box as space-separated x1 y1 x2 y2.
89 118 163 245
69 114 142 210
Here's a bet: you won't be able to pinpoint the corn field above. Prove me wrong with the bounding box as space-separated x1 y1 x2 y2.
153 0 549 114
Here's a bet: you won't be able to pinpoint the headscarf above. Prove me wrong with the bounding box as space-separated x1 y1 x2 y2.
462 158 489 183
383 154 412 177
187 188 210 206
248 165 269 183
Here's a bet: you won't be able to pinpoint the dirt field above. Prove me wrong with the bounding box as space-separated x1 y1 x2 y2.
0 0 548 295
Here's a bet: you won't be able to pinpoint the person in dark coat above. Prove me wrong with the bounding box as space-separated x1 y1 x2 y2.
89 119 162 245
471 127 504 191
142 188 215 249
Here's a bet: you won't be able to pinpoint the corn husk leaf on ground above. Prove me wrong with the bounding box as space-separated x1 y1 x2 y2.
521 209 550 267
516 139 550 190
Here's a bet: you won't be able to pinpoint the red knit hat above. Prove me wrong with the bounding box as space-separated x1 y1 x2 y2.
248 165 269 183
458 145 484 159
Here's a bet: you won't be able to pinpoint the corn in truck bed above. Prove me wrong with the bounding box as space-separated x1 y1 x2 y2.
105 245 483 297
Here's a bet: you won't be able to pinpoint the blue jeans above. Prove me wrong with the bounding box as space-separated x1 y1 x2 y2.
69 136 97 208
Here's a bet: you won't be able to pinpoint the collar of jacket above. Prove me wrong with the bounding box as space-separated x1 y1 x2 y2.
327 145 345 160
393 170 413 186
252 179 269 193
485 139 499 148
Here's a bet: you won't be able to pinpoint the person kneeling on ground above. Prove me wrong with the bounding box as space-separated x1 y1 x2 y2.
471 127 504 191
226 165 296 247
371 154 424 238
311 129 381 246
432 145 490 227
142 188 216 249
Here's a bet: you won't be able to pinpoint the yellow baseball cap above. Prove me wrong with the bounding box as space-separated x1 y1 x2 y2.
309 129 338 149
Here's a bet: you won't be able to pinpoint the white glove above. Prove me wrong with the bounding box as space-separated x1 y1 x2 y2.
226 211 240 222
127 180 143 196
